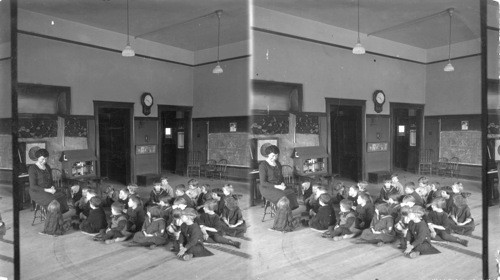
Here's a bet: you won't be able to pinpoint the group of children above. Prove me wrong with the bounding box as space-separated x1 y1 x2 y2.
38 177 247 261
271 174 475 259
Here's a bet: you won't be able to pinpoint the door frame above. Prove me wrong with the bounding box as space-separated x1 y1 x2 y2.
325 98 366 180
93 101 135 184
389 102 425 172
157 104 193 175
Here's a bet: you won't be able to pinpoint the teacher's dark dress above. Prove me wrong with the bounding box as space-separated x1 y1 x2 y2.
258 161 299 210
28 164 69 213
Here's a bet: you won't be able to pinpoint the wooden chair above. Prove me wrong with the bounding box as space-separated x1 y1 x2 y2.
186 151 202 177
282 165 299 197
211 159 228 180
418 149 434 175
436 157 449 176
32 202 47 225
262 198 276 222
202 159 217 178
446 157 460 178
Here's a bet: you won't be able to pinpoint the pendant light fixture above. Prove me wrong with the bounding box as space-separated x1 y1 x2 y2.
444 8 454 72
122 0 135 57
212 10 223 74
352 0 365 55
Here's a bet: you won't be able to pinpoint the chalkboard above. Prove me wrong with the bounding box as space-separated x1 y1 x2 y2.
208 133 250 167
439 131 481 165
0 134 13 170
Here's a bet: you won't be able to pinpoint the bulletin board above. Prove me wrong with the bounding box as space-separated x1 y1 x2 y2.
208 133 250 167
439 131 481 165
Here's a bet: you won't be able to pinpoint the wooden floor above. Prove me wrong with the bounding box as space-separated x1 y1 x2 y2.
12 171 485 279
489 205 500 279
0 183 14 280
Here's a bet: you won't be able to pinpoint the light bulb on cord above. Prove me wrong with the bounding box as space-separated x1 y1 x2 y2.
444 8 454 72
352 0 365 55
212 10 223 74
122 0 135 57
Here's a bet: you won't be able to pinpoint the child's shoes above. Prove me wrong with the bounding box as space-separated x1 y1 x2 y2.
333 236 343 241
182 253 193 261
321 232 332 238
229 240 241 249
105 239 115 244
458 238 469 247
408 251 420 259
376 241 384 247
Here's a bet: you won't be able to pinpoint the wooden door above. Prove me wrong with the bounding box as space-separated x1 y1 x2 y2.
332 105 362 181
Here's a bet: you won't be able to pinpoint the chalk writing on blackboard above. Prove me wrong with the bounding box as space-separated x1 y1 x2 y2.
208 133 250 167
439 131 481 165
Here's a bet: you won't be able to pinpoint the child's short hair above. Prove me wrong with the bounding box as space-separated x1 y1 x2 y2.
127 183 139 192
160 176 168 181
418 176 429 185
340 199 353 210
319 193 331 205
349 185 359 192
358 180 368 188
47 199 61 213
431 197 446 209
203 191 214 201
416 186 428 196
276 196 290 209
172 208 182 219
225 196 239 210
175 184 187 193
383 179 392 184
391 173 399 179
159 195 174 205
147 206 162 218
402 195 416 203
405 182 415 188
129 195 141 205
181 208 198 219
453 195 468 208
187 179 199 188
388 192 400 202
452 182 464 192
89 196 102 208
223 184 234 194
201 184 211 191
153 180 161 186
173 197 187 206
400 205 411 216
376 203 390 216
120 188 130 195
358 192 369 202
433 182 441 188
409 205 425 217
111 202 124 213
82 186 90 192
87 189 97 196
204 199 218 211
315 184 328 192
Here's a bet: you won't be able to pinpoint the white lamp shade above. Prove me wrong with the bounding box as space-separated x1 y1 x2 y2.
212 63 223 74
444 62 454 72
352 42 365 55
122 45 135 57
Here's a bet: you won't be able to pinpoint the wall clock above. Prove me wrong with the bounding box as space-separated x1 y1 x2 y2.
373 90 385 113
140 92 154 116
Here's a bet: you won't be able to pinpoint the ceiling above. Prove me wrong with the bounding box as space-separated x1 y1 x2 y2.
12 0 496 50
18 0 248 51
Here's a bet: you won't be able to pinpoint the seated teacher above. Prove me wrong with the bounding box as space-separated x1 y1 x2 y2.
258 145 299 210
28 149 69 213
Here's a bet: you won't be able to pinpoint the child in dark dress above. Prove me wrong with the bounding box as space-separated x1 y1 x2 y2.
95 202 128 244
354 192 374 232
403 206 440 258
129 206 168 248
221 196 247 237
359 202 396 246
39 200 66 236
177 208 213 261
308 193 334 231
126 195 146 233
375 179 399 204
198 200 241 248
271 196 300 232
175 184 195 209
145 181 167 207
449 195 475 235
427 197 469 246
80 197 108 234
323 199 357 241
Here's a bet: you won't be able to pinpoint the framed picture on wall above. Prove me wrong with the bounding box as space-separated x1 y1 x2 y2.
229 122 237 132
461 121 469 131
255 138 278 162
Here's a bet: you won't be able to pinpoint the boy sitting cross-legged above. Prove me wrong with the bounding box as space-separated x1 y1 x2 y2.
198 199 241 248
322 199 357 241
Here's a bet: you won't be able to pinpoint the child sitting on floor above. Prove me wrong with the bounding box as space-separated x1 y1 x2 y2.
177 208 213 261
198 199 241 248
167 209 183 251
394 205 411 249
175 184 195 209
308 193 335 231
391 174 404 195
333 182 347 204
271 196 300 232
80 197 108 235
405 182 424 207
309 184 328 216
354 192 374 232
158 195 174 225
127 184 140 198
74 187 90 218
427 182 440 205
221 196 247 237
427 197 469 247
437 187 455 214
196 184 211 211
305 184 320 214
39 199 67 236
357 180 373 203
375 179 399 204
360 202 396 246
347 185 359 208
95 202 128 244
160 176 174 197
128 206 168 248
127 195 146 233
403 206 440 258
0 212 5 239
146 180 167 207
322 199 357 241
187 179 201 199
118 188 131 210
449 195 475 236
387 193 401 219
452 182 471 198
70 184 83 207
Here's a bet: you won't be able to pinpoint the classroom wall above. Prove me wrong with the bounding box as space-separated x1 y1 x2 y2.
17 34 194 117
0 59 11 118
253 32 427 115
192 57 249 118
424 56 481 116
134 118 159 176
365 116 391 174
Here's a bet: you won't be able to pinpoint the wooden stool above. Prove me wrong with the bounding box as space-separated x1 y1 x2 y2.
32 201 47 226
262 198 276 222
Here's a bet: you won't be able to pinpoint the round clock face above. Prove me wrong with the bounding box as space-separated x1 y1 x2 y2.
375 91 385 104
144 95 153 106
